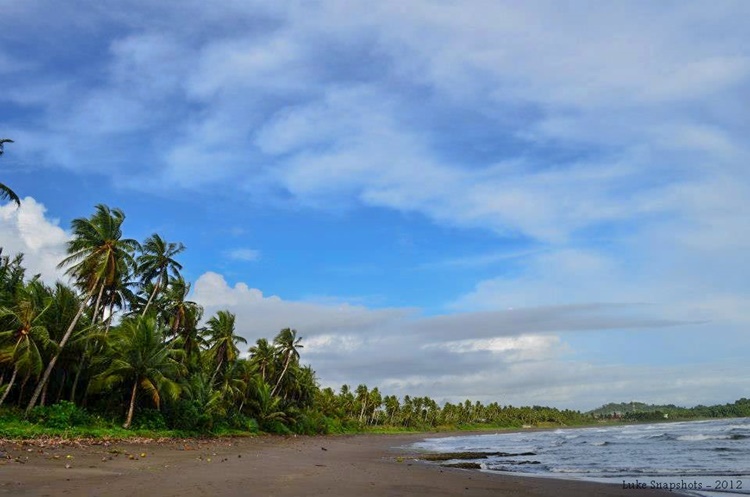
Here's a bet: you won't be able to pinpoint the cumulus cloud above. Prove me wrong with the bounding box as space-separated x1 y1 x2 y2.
3 2 749 408
190 270 741 408
0 197 69 283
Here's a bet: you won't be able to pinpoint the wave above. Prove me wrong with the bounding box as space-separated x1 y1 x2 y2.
676 433 748 441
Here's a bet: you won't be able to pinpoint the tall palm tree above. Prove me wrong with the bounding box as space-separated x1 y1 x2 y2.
205 310 246 385
90 316 182 428
26 204 139 414
248 338 274 382
137 234 185 317
0 138 20 208
0 282 54 406
356 384 369 423
270 328 302 397
162 276 202 336
61 204 139 321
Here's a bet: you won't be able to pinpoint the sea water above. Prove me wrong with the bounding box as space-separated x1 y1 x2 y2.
410 418 750 496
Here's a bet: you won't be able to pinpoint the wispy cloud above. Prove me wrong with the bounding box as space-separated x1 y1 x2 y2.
225 248 261 262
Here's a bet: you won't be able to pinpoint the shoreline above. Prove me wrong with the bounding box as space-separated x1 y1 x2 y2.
0 432 679 497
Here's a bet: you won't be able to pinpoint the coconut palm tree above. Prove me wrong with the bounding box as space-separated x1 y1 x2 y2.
26 204 139 413
90 316 182 428
248 338 275 382
0 138 20 208
205 310 246 385
356 384 369 423
247 378 286 431
0 281 54 406
136 234 185 317
60 204 139 321
270 328 302 397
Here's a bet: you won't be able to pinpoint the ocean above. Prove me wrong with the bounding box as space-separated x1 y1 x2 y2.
409 418 750 496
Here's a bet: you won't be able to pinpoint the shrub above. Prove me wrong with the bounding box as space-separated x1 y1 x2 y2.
28 401 90 429
134 408 167 430
164 399 213 433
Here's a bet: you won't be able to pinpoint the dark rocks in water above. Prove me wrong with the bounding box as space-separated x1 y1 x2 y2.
441 462 482 469
420 451 536 461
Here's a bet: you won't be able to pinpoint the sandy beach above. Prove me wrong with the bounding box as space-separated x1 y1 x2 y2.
0 433 678 497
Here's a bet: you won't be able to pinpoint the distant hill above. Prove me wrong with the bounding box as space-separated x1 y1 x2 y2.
587 402 679 416
588 398 750 421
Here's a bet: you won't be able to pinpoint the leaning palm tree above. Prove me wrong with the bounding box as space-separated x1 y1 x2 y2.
90 316 182 428
136 234 185 317
270 328 302 397
0 138 20 208
205 310 247 385
25 204 139 414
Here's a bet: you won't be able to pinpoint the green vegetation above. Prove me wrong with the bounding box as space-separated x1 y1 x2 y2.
588 398 750 422
1 203 747 439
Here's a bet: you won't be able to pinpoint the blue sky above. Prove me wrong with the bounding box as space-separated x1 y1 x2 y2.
2 1 749 410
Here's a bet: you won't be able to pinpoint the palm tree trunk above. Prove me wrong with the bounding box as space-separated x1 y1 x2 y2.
25 287 95 415
55 371 66 403
141 279 161 317
123 380 138 429
0 366 18 406
270 355 291 397
69 354 85 403
40 377 49 407
92 283 105 325
210 357 224 386
105 301 115 335
18 372 30 404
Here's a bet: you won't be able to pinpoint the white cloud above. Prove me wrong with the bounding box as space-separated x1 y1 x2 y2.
225 248 261 262
4 2 750 409
6 2 750 247
192 271 411 337
0 197 69 283
190 270 741 408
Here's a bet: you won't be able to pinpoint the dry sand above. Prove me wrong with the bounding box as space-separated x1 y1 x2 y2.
0 433 676 496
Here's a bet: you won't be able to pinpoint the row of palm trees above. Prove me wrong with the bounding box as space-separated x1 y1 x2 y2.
0 202 589 432
0 204 316 430
316 384 588 429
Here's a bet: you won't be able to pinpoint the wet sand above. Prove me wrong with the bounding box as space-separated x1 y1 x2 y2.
0 433 676 496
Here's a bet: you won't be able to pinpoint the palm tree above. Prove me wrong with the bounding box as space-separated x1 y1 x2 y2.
90 316 182 428
0 282 54 406
0 138 20 208
42 283 91 405
356 384 369 423
26 204 139 414
247 378 286 430
61 204 139 321
205 310 246 385
270 328 302 397
137 234 185 317
248 338 275 382
162 276 202 334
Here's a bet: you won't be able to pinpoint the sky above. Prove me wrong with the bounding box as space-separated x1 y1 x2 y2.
1 1 749 410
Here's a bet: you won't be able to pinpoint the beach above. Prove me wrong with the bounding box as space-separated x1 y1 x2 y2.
0 433 677 497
